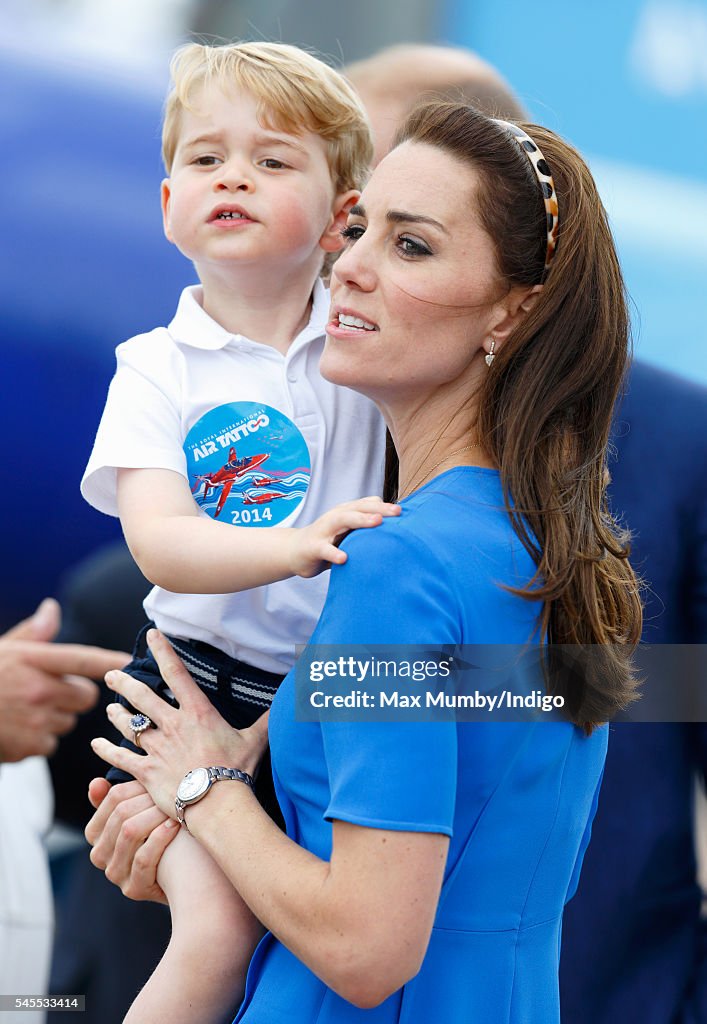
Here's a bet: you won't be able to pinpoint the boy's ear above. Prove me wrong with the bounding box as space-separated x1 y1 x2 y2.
160 179 174 243
319 189 359 254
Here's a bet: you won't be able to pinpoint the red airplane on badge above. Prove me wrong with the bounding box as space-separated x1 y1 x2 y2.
192 447 269 517
242 489 288 506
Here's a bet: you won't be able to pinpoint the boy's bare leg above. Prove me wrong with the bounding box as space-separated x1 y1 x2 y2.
123 828 263 1024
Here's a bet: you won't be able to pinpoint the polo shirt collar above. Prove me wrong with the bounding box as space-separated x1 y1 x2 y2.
168 279 329 351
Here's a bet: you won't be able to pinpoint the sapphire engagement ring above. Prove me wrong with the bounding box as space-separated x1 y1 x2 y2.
129 712 153 748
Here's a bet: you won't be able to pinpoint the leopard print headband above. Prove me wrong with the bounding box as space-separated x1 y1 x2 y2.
494 120 559 272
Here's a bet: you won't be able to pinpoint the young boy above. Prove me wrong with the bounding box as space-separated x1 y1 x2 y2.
81 41 391 1022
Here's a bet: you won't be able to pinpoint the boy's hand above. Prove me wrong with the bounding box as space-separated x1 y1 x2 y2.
289 496 401 579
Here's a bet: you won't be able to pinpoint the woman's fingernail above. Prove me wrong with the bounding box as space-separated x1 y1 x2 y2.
165 818 179 830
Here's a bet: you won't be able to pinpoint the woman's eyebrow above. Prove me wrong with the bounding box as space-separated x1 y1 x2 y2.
387 209 448 234
349 203 447 234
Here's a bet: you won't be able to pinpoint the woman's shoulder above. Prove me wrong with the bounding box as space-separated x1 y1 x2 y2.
403 465 509 536
333 466 540 644
337 507 447 587
341 466 524 567
318 483 470 645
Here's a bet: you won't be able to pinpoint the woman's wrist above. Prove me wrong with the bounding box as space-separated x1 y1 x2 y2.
181 767 257 837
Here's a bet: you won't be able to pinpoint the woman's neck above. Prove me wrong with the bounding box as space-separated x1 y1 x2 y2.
384 388 495 499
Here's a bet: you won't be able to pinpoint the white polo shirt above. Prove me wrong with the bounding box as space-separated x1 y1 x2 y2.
82 281 386 673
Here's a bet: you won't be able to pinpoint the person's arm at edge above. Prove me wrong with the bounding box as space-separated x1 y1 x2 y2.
0 599 128 763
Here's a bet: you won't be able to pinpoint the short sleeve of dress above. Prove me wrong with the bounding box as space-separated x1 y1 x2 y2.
81 332 187 516
312 521 459 836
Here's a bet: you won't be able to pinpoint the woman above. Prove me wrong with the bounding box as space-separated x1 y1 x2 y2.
87 103 641 1022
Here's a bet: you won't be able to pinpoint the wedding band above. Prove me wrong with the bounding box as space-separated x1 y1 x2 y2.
129 713 152 748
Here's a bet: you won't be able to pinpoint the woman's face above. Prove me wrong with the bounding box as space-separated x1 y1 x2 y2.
322 140 507 405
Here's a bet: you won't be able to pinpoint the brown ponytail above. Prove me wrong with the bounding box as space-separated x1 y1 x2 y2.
393 103 642 731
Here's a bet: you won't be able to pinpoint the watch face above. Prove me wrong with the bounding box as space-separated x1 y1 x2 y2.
177 768 210 804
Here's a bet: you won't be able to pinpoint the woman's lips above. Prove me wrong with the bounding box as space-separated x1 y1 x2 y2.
327 309 379 337
337 312 377 331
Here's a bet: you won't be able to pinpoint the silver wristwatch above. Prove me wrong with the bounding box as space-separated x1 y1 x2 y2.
175 766 254 831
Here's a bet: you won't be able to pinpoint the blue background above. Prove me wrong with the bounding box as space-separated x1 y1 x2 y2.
443 0 707 384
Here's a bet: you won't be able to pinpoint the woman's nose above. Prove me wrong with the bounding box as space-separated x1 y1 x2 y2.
332 240 376 292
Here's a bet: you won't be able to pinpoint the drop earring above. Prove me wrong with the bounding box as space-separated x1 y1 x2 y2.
484 339 496 367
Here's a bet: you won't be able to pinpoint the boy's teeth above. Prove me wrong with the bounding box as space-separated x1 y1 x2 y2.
338 313 376 331
218 211 246 219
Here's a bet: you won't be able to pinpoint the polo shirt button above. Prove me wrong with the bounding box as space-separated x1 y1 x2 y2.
287 370 297 383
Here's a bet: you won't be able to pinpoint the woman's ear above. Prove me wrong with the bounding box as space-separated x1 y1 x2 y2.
319 190 359 254
489 284 543 346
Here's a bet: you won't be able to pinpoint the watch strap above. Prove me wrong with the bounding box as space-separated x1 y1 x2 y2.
175 765 255 833
207 766 255 788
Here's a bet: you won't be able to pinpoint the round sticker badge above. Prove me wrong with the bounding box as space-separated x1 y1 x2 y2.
184 402 310 527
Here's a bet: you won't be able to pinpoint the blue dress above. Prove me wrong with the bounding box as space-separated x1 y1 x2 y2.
235 467 607 1023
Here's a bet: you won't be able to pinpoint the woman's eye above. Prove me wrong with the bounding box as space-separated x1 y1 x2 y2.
397 235 432 257
341 224 365 243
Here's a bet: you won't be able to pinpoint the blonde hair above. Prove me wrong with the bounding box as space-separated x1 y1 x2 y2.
162 41 373 193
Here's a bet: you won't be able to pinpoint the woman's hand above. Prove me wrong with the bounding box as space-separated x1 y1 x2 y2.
90 629 270 818
84 778 178 903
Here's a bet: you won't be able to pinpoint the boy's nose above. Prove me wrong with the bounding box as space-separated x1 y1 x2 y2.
214 162 254 193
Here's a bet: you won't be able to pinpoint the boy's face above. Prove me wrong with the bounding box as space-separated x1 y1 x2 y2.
161 84 352 280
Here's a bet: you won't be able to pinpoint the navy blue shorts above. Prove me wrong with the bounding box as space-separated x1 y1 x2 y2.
106 623 285 829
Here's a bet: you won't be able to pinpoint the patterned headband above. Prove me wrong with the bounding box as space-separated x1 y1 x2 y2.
494 119 559 273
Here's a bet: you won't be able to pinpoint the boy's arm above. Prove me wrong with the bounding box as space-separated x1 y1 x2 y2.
117 468 399 594
124 828 261 1024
